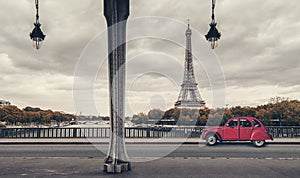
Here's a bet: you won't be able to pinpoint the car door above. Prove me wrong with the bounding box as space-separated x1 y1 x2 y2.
223 119 239 140
239 118 253 140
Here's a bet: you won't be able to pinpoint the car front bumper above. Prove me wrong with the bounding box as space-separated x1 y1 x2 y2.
268 133 273 140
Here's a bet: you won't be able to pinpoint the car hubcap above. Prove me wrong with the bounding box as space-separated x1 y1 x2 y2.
208 136 216 144
255 141 264 146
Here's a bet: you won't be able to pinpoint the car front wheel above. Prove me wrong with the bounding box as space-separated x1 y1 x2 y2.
206 134 217 146
252 140 265 147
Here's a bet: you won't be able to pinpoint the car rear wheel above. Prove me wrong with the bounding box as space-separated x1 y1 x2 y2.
206 134 217 146
252 140 265 147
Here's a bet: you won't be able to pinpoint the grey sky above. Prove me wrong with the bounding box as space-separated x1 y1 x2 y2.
0 0 299 116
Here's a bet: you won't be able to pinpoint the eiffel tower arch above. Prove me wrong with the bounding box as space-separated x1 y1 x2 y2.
175 21 206 109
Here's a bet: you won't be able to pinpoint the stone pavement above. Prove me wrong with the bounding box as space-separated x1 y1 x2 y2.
0 157 299 177
0 138 299 144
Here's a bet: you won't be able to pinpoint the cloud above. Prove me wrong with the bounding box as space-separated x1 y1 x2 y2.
217 0 300 88
0 0 299 115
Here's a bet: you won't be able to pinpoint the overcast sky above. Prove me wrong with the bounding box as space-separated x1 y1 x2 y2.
0 0 299 116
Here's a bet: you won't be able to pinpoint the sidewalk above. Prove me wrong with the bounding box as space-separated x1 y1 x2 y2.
0 138 299 144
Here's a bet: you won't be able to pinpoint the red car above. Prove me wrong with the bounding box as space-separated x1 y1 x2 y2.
201 117 273 147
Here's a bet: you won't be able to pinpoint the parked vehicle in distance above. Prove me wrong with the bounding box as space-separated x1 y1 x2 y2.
201 117 273 147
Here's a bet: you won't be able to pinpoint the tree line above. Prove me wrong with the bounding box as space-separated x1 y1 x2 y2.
0 105 75 127
132 98 300 126
1 97 299 127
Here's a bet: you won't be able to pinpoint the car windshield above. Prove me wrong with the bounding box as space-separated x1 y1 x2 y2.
252 119 261 127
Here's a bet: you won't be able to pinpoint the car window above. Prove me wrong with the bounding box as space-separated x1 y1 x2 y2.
240 119 252 127
227 119 238 127
252 120 261 127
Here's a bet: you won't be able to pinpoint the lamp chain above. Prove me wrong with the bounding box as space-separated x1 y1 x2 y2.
35 0 39 23
212 0 216 22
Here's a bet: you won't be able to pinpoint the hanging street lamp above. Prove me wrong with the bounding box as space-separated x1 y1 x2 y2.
205 0 221 49
30 0 46 50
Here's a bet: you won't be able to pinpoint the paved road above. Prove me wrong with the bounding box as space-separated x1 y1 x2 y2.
1 157 299 177
1 144 300 177
1 143 300 159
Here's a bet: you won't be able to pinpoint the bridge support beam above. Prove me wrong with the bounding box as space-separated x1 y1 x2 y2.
103 0 131 173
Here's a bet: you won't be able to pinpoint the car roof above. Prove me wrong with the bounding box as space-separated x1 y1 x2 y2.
230 116 260 121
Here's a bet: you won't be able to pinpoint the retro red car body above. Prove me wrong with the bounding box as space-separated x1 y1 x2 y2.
201 117 273 147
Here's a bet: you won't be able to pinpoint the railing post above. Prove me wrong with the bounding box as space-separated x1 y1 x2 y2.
0 128 3 138
73 128 77 138
146 128 150 138
37 128 41 138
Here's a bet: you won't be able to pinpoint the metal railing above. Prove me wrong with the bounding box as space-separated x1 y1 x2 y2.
267 126 300 138
0 126 299 138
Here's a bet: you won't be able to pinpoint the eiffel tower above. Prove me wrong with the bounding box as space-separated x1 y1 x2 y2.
175 21 206 108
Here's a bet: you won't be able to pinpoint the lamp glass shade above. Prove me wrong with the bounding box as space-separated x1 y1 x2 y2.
208 37 218 49
32 37 43 50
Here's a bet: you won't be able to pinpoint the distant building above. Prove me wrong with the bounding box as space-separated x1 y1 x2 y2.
0 100 11 107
